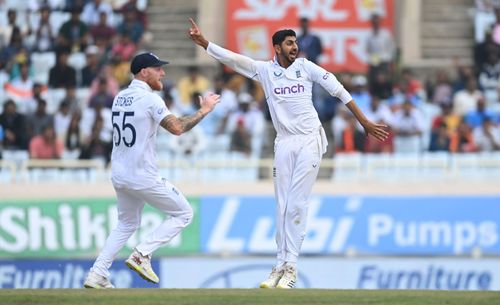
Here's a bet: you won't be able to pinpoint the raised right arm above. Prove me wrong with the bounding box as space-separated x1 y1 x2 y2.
160 111 207 136
159 93 220 136
188 18 259 79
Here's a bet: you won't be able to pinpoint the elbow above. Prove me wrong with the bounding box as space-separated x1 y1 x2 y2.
162 118 184 136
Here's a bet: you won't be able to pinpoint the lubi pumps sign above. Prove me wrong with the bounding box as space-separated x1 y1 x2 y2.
200 196 500 255
0 198 200 257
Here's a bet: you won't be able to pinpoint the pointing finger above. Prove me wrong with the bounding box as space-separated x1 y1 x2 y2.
189 18 199 30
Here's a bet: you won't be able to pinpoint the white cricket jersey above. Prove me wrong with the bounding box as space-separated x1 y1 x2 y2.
110 79 171 190
206 42 353 137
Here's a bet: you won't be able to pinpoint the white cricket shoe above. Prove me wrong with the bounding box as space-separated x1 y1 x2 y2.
83 270 115 289
259 266 284 288
276 264 297 289
125 249 159 284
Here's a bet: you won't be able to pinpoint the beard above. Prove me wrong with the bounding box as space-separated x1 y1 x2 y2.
281 54 295 65
281 50 297 65
148 78 163 91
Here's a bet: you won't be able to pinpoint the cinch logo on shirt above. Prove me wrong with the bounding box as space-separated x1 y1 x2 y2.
273 84 305 95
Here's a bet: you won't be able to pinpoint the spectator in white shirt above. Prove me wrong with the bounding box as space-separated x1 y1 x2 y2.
364 95 394 127
198 76 238 136
453 78 484 116
478 50 500 105
473 116 500 151
366 13 395 86
0 9 30 49
392 100 425 153
54 100 72 140
5 63 35 114
32 5 57 52
225 92 265 157
81 0 115 27
474 0 497 43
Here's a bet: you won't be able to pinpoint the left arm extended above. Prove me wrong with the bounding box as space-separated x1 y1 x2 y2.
304 60 389 141
345 100 389 141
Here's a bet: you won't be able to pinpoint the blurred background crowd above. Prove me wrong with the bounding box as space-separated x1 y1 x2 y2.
0 0 499 172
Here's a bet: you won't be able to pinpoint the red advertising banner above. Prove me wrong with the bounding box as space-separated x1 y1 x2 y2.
225 0 394 73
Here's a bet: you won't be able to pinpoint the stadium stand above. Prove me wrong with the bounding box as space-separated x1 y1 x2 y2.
0 0 499 185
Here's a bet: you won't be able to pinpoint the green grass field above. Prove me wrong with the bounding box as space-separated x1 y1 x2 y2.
1 289 500 305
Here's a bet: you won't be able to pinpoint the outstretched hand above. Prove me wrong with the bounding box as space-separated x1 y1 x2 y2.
362 121 389 142
188 18 209 49
345 101 389 142
198 92 221 115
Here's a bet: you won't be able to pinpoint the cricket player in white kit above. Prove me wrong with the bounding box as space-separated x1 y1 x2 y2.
189 19 389 289
83 53 220 288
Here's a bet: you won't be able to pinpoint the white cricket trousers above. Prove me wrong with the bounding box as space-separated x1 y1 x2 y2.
273 127 327 267
91 178 193 278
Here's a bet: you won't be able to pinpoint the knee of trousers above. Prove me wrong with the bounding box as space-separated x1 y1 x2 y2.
176 205 193 228
285 205 307 222
116 220 140 233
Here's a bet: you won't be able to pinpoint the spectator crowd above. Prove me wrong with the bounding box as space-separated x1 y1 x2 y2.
0 0 149 164
0 0 499 171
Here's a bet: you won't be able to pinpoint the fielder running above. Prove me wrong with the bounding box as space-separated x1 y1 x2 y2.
188 19 389 289
84 53 220 288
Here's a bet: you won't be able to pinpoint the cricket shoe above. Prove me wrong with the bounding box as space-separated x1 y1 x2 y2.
259 266 284 288
83 270 115 289
276 264 297 289
125 249 160 284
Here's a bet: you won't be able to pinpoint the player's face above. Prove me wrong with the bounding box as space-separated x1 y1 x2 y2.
144 66 165 91
277 36 298 65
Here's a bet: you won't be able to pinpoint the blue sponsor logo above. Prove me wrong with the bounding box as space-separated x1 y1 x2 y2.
200 196 500 255
0 260 159 288
357 264 492 290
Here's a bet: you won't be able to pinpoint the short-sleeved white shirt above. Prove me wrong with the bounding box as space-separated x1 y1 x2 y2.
110 79 170 190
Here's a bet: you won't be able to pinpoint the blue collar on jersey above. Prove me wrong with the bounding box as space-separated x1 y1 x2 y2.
272 55 283 68
129 79 153 92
